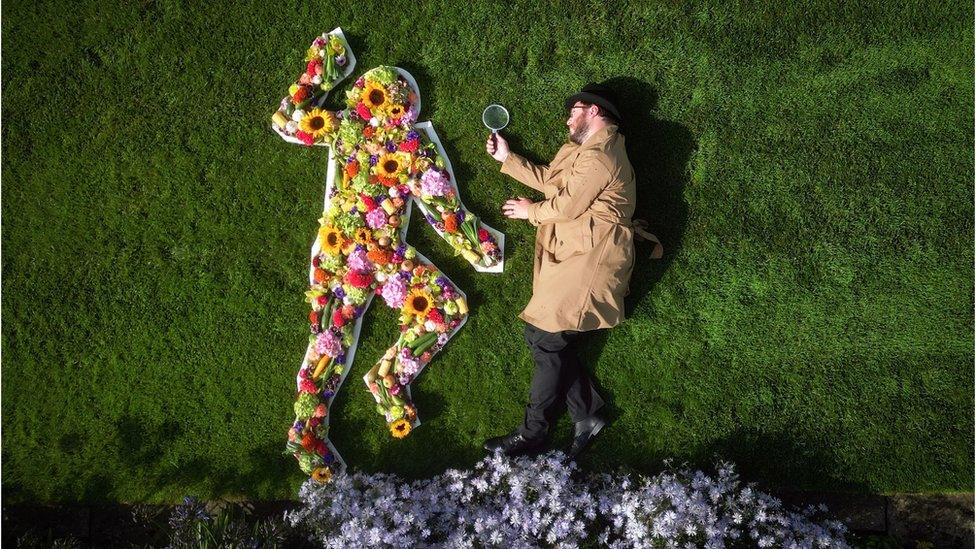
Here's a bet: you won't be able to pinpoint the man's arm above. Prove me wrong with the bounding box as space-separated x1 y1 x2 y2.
525 150 610 225
499 153 551 193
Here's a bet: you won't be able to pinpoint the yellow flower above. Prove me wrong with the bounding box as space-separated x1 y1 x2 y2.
361 81 389 110
375 153 406 179
318 225 346 255
389 418 412 439
354 226 373 245
387 103 406 119
300 108 336 139
311 466 333 483
404 289 434 318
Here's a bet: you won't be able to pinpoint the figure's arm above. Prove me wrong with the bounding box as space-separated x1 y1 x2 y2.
271 30 352 146
525 150 610 225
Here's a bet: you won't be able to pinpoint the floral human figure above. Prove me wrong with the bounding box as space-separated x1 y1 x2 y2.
271 29 504 481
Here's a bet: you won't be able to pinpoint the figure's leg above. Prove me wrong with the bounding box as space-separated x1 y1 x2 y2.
288 266 374 478
520 324 604 440
364 252 468 437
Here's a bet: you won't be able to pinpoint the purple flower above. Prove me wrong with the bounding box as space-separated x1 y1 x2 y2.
334 287 346 299
335 353 346 365
435 276 449 288
425 214 437 225
293 420 305 431
385 140 397 152
456 210 465 224
369 155 378 166
407 130 419 141
336 54 347 66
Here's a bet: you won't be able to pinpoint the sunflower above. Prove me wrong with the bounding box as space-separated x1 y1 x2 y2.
318 225 346 255
387 103 406 119
299 108 336 139
354 226 373 245
404 288 434 318
389 418 412 439
311 466 333 483
375 153 405 178
361 81 389 110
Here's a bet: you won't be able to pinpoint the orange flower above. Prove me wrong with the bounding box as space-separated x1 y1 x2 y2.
346 160 359 178
363 126 375 138
367 248 392 265
444 214 458 233
313 268 328 283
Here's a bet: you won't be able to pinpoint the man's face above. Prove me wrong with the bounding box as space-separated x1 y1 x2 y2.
566 102 595 144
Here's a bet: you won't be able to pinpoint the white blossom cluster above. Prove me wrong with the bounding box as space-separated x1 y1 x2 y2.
285 453 849 548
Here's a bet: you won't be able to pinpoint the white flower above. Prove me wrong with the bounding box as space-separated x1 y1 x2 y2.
369 117 379 127
292 109 305 122
285 121 298 133
312 74 323 85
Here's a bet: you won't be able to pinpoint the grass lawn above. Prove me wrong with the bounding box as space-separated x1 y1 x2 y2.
2 0 972 503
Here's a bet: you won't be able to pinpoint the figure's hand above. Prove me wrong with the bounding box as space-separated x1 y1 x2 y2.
486 133 510 163
502 197 532 220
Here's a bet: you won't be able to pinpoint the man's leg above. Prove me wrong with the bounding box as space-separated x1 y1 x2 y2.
560 330 605 423
520 324 603 440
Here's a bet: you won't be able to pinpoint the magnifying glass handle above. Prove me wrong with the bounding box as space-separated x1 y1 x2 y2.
491 130 498 147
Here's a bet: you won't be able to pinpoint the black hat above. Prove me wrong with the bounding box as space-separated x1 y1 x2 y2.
564 82 621 122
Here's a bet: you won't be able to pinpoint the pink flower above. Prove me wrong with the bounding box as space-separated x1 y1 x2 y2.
368 382 380 395
420 169 451 196
346 248 372 271
380 276 407 308
389 383 401 396
314 404 327 417
315 330 341 357
366 207 387 229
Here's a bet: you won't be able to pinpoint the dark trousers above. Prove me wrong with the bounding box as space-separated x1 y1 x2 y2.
519 323 605 441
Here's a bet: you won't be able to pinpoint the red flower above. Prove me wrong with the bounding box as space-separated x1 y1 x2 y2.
308 310 319 325
398 139 419 152
301 432 315 451
332 309 345 328
427 309 444 324
299 379 318 393
315 440 328 456
478 228 490 242
344 270 373 288
317 295 328 307
306 59 322 76
292 85 310 104
361 194 377 211
355 102 372 120
296 130 315 146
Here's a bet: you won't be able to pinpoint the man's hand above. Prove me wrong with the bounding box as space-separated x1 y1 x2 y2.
486 133 510 163
502 197 533 220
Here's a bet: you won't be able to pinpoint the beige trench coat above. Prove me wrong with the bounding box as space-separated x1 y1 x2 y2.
500 124 636 333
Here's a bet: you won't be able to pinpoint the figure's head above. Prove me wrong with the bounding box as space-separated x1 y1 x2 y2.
564 82 621 144
347 66 422 124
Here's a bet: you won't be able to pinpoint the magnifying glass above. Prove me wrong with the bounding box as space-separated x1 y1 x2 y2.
482 104 510 147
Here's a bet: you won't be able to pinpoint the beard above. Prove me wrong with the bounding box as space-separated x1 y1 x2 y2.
569 119 590 144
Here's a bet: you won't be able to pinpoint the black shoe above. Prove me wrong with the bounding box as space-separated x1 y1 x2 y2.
567 415 606 460
483 431 546 457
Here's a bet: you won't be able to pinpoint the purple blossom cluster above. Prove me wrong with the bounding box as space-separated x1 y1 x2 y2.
285 454 849 548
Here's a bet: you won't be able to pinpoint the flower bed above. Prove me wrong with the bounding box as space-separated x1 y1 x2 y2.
286 453 851 548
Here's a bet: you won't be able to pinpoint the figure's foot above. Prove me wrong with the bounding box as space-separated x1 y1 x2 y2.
484 431 546 457
567 415 606 460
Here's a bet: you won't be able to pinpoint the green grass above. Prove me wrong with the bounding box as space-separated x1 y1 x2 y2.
2 0 972 503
